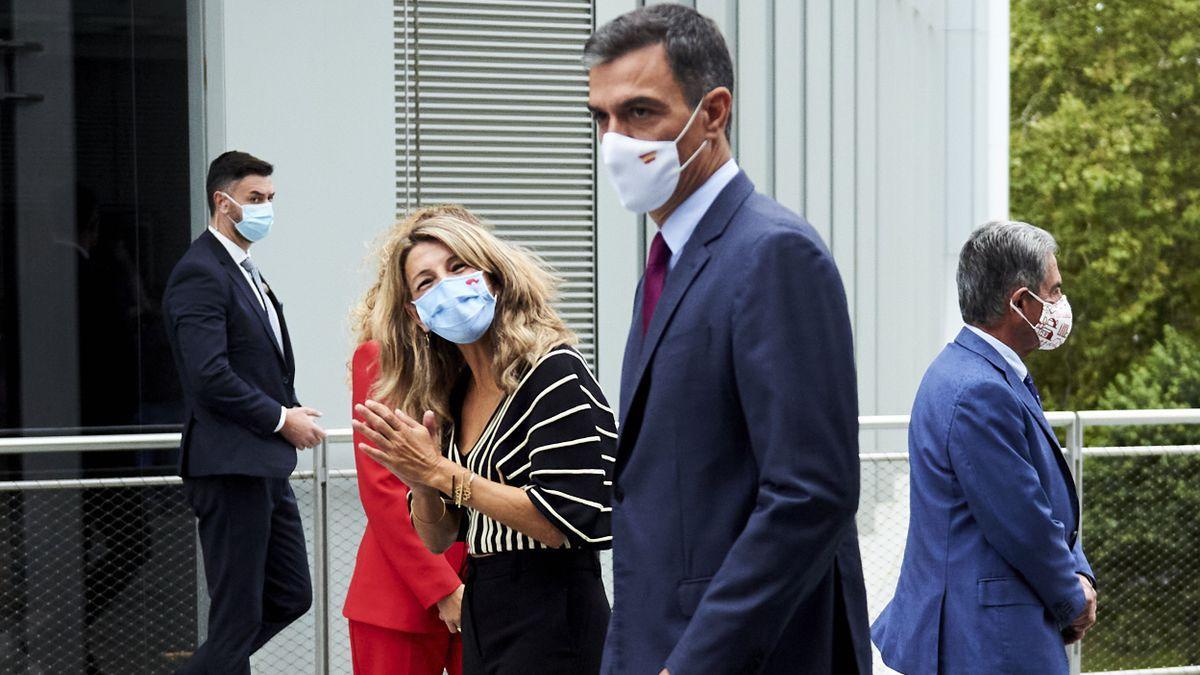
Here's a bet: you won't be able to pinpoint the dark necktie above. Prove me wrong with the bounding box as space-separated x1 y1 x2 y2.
642 232 671 334
1023 373 1043 408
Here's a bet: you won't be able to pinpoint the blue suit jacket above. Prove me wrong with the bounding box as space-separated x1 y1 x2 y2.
603 172 871 674
162 230 300 478
872 328 1095 674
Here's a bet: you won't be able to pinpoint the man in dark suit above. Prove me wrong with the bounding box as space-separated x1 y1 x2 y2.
163 151 324 673
585 6 871 673
872 221 1097 674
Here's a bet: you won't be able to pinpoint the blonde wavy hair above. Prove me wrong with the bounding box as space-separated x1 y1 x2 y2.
352 205 576 423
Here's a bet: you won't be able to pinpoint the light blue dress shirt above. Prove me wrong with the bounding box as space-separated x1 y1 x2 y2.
657 158 740 271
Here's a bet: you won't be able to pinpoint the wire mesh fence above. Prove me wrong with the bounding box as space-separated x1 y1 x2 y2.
250 475 319 674
0 481 196 673
1077 453 1200 671
326 471 367 674
0 414 1197 675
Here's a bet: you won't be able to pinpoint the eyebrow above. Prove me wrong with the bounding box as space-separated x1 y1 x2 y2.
247 190 275 199
408 268 432 288
588 96 667 116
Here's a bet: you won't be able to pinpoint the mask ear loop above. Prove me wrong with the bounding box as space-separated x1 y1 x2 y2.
1010 288 1046 333
674 97 712 173
218 191 244 227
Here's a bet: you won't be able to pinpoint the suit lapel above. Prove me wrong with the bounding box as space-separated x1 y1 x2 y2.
955 328 1080 531
615 172 755 459
627 247 711 396
200 231 287 364
618 276 646 420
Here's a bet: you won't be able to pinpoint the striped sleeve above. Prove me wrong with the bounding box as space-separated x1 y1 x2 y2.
499 350 615 549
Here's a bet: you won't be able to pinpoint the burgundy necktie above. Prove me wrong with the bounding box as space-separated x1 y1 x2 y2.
642 232 671 334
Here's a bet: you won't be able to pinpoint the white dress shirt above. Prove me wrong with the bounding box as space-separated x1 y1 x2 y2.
658 158 740 270
207 226 288 433
965 324 1028 381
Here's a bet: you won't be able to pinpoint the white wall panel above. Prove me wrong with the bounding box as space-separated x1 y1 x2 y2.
210 0 395 442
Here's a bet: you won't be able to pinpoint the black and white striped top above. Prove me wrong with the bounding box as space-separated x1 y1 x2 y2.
448 346 616 555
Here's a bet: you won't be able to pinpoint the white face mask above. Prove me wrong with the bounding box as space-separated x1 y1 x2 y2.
600 100 710 213
1011 290 1073 351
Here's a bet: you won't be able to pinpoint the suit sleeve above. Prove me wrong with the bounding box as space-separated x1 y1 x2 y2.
164 261 282 435
946 381 1088 627
665 229 861 674
1074 540 1096 590
351 341 463 609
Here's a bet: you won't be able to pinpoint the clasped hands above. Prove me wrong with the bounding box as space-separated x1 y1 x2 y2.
352 400 447 493
1063 573 1097 645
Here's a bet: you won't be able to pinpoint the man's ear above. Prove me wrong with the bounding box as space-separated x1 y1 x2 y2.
702 87 733 139
1009 287 1037 323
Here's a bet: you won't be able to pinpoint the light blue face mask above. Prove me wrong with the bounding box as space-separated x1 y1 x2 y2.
412 270 496 344
221 191 274 242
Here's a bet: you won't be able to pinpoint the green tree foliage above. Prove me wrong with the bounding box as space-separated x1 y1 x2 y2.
1011 0 1200 410
1011 1 1200 668
1082 327 1200 668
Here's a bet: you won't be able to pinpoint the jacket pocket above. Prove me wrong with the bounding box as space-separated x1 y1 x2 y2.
676 576 713 618
977 576 1042 607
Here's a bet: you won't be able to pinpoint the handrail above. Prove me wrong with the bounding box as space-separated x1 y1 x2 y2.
0 408 1197 455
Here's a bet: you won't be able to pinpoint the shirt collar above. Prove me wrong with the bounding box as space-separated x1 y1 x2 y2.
208 225 250 266
658 158 740 269
965 324 1028 380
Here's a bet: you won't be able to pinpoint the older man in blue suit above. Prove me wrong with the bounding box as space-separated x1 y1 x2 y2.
872 221 1098 674
586 5 870 674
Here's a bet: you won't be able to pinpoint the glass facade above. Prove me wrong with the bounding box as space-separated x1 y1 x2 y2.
0 3 198 672
1 0 190 462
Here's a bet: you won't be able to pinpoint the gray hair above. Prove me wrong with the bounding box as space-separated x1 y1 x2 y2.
957 220 1059 326
583 4 734 135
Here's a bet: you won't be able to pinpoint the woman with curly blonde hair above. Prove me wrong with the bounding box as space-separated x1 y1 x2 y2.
351 205 614 674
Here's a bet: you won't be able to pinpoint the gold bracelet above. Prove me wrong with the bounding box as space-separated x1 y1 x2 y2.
411 496 447 524
460 471 476 506
454 469 472 507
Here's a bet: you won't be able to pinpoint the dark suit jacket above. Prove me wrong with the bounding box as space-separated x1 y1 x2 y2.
602 172 871 674
163 230 299 478
872 328 1093 674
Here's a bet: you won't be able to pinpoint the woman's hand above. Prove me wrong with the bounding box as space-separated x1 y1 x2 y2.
353 400 448 491
436 584 465 634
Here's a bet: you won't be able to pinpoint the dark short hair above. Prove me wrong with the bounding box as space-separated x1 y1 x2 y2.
583 4 734 135
957 220 1058 326
205 150 273 214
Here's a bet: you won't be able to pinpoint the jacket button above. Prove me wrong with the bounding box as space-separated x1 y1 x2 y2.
283 376 292 385
613 486 625 503
1071 529 1078 540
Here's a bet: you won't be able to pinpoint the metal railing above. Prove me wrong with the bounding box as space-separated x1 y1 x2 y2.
0 410 1196 674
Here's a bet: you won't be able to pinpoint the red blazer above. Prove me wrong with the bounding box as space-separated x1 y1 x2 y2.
342 340 467 632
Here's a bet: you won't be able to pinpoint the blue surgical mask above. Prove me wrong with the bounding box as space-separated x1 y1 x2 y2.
412 270 496 344
221 191 274 242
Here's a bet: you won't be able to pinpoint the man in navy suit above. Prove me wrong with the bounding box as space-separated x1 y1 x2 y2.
163 151 324 673
872 221 1098 674
585 6 870 673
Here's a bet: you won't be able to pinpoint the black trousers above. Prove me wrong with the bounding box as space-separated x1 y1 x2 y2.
462 549 610 675
177 475 312 675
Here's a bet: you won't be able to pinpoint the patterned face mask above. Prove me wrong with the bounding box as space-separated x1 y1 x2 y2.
1011 290 1072 351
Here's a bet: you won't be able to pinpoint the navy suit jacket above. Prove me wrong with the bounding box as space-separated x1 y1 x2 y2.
163 230 300 478
872 328 1094 674
603 172 871 674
